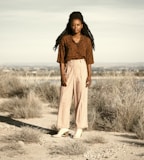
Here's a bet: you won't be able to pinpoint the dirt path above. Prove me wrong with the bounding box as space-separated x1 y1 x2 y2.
0 104 144 160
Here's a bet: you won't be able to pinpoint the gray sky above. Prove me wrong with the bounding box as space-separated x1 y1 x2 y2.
0 0 144 64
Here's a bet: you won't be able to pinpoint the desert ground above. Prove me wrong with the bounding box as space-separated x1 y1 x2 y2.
0 68 144 160
0 98 144 160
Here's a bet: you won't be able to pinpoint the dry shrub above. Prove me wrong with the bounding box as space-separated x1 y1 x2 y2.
134 116 144 139
84 135 106 144
0 74 29 98
0 91 42 118
34 82 59 107
0 74 59 107
2 126 42 143
48 141 87 155
88 77 144 133
0 143 25 155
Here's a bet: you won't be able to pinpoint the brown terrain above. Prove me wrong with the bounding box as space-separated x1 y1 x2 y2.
0 99 144 160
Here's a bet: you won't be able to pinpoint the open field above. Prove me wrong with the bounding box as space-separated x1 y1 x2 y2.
0 65 144 160
18 75 144 80
0 101 144 160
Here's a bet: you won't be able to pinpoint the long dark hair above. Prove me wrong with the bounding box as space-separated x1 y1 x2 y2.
54 11 95 50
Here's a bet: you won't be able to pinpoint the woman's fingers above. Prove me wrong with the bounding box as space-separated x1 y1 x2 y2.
61 81 67 86
61 75 67 86
86 77 91 87
86 81 90 87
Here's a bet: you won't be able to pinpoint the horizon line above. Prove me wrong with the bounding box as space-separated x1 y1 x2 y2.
0 61 144 67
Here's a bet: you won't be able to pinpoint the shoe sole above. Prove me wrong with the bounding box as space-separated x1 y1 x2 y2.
52 132 69 138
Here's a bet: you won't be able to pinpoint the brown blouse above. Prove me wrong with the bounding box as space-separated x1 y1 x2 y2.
57 34 94 64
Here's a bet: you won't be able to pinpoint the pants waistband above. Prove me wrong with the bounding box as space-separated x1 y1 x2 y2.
67 58 85 63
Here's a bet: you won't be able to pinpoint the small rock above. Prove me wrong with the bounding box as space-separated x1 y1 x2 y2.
18 141 25 147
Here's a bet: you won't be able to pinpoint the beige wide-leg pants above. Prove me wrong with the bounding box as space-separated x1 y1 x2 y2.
57 59 88 129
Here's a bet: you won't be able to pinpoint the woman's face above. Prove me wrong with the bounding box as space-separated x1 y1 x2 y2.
71 19 83 34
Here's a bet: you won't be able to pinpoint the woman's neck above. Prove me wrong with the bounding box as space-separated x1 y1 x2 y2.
72 32 81 37
71 33 82 44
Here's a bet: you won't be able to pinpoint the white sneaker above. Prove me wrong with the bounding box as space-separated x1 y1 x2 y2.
52 128 69 138
73 129 83 139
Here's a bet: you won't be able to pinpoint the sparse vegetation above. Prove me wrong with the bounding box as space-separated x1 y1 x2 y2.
134 116 144 139
84 135 106 144
48 141 87 155
0 91 42 118
88 77 144 137
2 126 42 143
34 81 59 107
0 143 25 156
0 69 144 140
0 74 29 98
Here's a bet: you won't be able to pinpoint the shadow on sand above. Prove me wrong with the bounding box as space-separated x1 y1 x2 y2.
0 115 57 135
119 140 144 147
115 133 144 147
115 133 138 140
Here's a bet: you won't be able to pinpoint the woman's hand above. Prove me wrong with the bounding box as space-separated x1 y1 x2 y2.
86 76 91 87
86 64 92 87
61 74 67 86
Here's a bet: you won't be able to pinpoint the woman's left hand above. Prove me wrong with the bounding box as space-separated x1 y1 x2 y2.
86 76 91 87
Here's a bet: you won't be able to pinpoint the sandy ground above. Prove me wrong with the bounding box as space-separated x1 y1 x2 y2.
0 100 144 160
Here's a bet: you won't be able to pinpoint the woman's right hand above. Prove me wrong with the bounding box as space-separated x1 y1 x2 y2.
61 74 67 86
60 63 67 86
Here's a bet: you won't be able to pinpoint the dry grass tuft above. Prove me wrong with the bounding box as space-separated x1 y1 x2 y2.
88 77 144 135
134 116 144 139
84 135 106 144
50 124 58 131
48 141 87 155
2 126 42 143
0 74 29 98
0 91 42 118
34 82 59 106
0 143 25 155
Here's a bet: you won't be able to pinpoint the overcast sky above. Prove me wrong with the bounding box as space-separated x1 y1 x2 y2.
0 0 144 65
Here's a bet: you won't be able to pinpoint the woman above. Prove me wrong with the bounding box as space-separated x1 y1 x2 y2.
53 11 95 138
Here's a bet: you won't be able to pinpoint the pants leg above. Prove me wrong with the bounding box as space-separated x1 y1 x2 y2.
56 59 88 129
56 62 73 129
73 59 88 129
